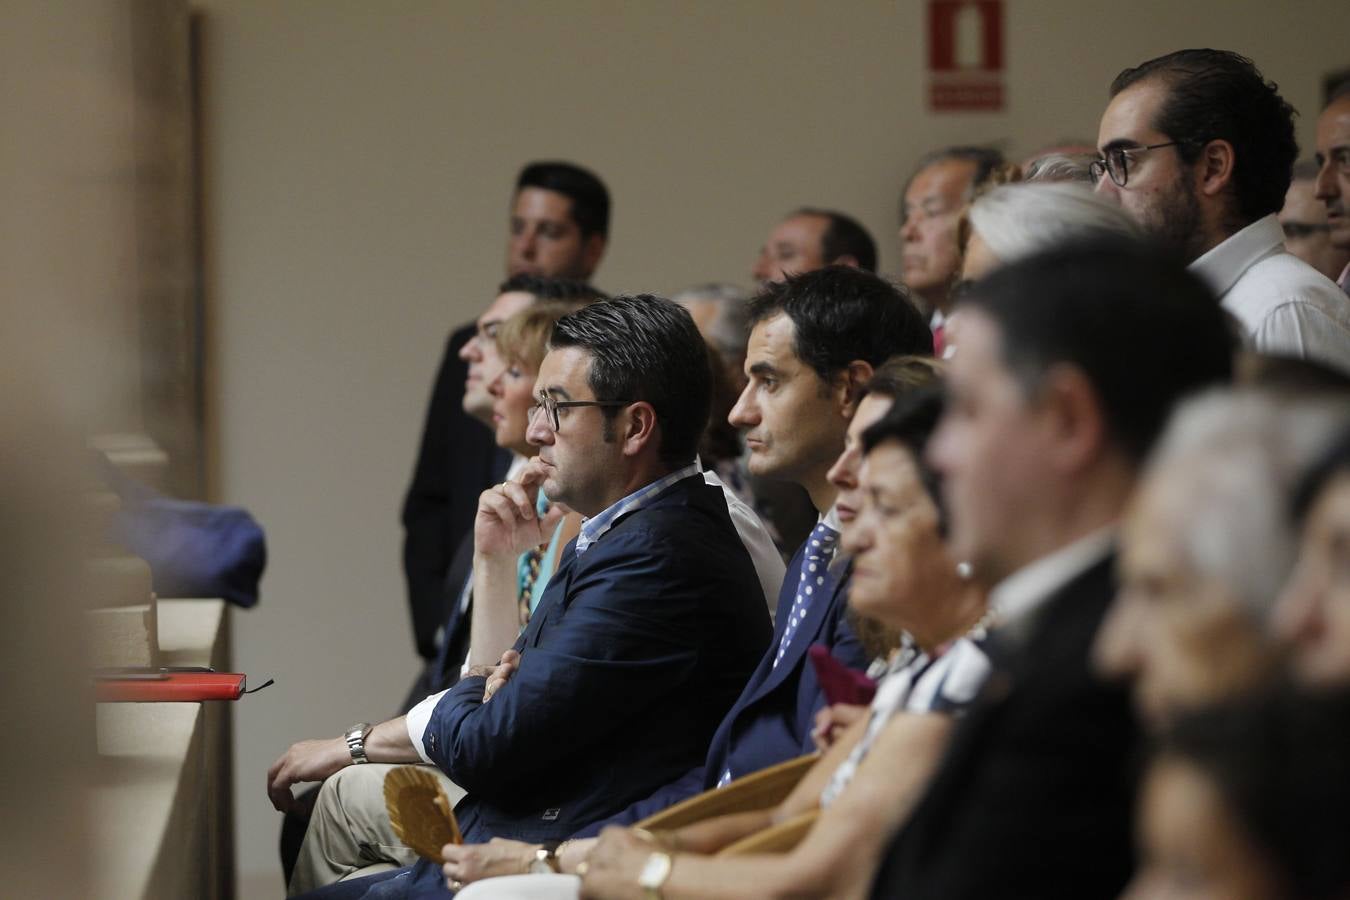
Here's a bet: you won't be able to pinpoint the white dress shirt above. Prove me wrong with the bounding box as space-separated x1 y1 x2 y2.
987 528 1115 651
1190 214 1350 373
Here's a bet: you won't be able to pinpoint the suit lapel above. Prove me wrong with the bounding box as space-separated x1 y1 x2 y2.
749 552 847 699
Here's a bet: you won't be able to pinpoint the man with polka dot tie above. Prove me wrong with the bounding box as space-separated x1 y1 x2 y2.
567 265 935 834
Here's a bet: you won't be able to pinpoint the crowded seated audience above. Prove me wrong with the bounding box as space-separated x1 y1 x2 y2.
228 43 1350 900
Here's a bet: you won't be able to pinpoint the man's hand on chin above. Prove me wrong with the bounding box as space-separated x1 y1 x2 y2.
267 737 350 812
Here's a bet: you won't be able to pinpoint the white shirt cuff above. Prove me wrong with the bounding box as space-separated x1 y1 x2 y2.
404 689 449 764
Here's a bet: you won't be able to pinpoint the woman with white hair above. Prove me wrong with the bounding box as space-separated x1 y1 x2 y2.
934 182 1142 359
960 181 1142 281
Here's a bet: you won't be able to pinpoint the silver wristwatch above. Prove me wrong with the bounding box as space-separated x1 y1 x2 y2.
344 722 373 764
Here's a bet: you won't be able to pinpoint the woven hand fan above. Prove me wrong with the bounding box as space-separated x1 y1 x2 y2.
383 765 463 862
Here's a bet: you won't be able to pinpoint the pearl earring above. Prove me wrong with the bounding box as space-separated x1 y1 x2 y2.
956 561 973 580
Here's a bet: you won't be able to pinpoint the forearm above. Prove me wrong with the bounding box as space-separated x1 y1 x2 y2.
467 551 522 667
670 810 775 855
656 851 828 900
365 716 424 764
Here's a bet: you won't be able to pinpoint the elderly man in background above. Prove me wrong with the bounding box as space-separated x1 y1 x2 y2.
1093 390 1347 726
1094 50 1350 371
898 145 1004 349
751 208 878 285
1314 84 1350 292
1281 159 1350 282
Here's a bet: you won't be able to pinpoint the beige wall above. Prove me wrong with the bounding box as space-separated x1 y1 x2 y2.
194 1 1348 891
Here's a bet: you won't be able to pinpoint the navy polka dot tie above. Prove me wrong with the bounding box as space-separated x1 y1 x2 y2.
774 521 839 668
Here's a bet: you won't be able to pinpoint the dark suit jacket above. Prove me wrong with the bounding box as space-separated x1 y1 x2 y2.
399 530 476 714
574 538 867 835
400 322 510 661
420 473 771 845
869 553 1139 900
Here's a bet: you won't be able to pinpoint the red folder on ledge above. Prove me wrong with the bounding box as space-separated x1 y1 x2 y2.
95 671 248 702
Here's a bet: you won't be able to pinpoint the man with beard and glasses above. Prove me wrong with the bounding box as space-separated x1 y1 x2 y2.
1094 50 1350 374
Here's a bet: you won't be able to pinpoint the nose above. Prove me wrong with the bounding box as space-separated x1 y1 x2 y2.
1091 594 1143 680
458 334 481 363
751 249 772 283
1272 565 1325 649
487 367 506 397
899 216 919 243
727 382 757 429
1314 158 1340 202
526 404 553 447
516 226 538 260
826 444 859 491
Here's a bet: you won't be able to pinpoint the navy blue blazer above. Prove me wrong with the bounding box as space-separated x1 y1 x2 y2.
421 472 770 845
575 537 867 835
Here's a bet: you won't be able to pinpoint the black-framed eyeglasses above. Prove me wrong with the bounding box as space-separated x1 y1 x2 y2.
1089 141 1183 188
530 390 633 432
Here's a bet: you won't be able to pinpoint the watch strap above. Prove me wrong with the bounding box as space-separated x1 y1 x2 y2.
344 722 372 764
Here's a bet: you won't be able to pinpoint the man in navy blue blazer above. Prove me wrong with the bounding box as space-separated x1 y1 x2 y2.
274 296 769 898
433 268 935 887
568 267 936 834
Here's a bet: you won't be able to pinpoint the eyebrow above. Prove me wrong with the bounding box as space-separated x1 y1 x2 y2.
542 386 574 401
748 361 782 379
1100 138 1144 153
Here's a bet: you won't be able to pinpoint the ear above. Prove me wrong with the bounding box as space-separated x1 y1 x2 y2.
619 401 660 458
581 233 607 277
1196 138 1236 198
835 360 876 416
1036 364 1106 474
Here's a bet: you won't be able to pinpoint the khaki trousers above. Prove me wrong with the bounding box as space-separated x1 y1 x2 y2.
287 763 466 896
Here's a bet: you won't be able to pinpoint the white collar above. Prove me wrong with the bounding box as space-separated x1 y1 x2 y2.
820 504 842 533
988 527 1115 647
1188 214 1284 300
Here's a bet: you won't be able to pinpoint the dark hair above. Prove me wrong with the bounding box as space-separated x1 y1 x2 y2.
497 273 608 304
748 266 932 384
861 384 948 534
1157 685 1350 900
859 355 944 404
515 161 611 239
1110 50 1299 225
902 145 1007 210
795 207 878 273
959 237 1233 463
1291 421 1350 524
550 295 710 467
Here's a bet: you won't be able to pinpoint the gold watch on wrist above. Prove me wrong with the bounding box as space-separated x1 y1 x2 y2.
638 850 672 899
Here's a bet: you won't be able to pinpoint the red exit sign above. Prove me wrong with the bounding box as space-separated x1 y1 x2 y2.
928 0 1005 112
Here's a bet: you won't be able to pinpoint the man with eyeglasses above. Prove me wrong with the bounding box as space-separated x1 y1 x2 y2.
274 297 772 899
1094 49 1350 373
1315 84 1350 293
1282 159 1350 282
